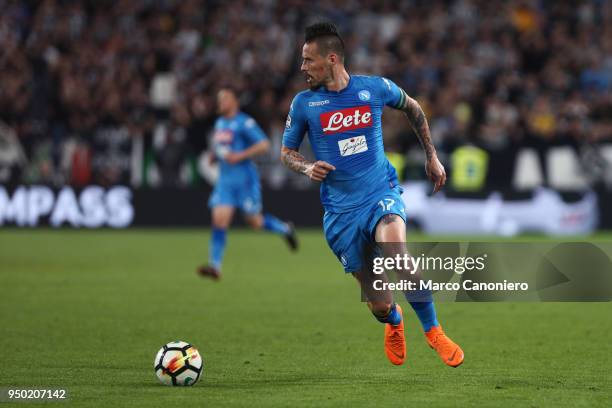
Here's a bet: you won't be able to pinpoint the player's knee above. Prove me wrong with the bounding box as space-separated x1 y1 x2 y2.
212 215 231 229
212 220 229 229
211 208 233 228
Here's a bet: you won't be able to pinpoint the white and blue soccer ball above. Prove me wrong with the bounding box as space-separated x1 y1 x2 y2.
154 341 203 386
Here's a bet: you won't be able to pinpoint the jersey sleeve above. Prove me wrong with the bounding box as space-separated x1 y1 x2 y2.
242 116 267 145
282 95 307 149
378 77 404 109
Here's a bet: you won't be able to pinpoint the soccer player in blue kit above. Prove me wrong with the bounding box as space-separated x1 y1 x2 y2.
199 88 298 280
281 23 464 367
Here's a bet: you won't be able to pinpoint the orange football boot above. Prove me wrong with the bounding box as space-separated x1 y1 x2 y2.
425 326 464 367
384 304 406 365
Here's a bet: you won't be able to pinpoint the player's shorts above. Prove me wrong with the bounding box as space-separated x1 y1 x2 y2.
208 182 262 215
323 185 406 273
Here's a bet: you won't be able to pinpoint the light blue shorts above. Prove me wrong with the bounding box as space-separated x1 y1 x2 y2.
323 186 406 273
208 182 262 215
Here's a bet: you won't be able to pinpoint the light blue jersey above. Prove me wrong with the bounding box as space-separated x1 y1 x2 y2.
208 112 266 213
213 112 266 188
282 75 404 213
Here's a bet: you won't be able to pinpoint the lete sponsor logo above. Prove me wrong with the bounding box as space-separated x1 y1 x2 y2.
320 105 372 134
213 130 233 143
338 135 368 156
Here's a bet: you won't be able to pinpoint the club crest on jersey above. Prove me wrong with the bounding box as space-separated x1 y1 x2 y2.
358 90 371 101
338 135 368 156
320 105 372 134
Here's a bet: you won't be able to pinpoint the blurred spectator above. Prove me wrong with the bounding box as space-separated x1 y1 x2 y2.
0 122 27 184
154 103 190 186
0 0 610 190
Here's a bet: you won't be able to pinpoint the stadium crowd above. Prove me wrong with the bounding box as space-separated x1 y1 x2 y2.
1 0 611 188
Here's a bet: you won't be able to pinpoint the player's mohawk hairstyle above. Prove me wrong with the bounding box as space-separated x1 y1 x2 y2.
304 22 345 61
305 22 341 42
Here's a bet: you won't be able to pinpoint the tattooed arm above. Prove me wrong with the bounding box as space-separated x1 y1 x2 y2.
395 88 446 193
281 146 336 182
281 93 335 182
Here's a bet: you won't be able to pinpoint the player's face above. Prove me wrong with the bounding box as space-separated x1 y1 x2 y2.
217 90 237 116
301 42 332 90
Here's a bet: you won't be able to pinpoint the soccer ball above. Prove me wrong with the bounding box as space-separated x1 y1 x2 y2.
154 341 203 386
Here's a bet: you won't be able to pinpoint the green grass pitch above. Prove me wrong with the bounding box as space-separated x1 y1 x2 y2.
0 229 610 407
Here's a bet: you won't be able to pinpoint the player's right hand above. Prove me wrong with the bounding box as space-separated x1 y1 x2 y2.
425 155 446 194
304 161 336 182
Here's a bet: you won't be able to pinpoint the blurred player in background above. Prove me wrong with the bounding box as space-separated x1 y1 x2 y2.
281 23 463 367
199 88 298 280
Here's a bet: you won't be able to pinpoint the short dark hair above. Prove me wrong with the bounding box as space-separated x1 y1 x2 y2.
304 22 345 61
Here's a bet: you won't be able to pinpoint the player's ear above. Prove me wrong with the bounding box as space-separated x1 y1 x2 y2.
328 53 338 65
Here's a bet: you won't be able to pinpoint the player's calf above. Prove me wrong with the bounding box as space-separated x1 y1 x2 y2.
246 213 299 251
354 272 406 365
367 301 394 320
245 214 264 229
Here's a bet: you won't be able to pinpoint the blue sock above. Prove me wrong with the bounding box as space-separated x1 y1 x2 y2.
263 214 289 235
404 289 439 332
409 301 439 332
209 228 227 269
373 303 402 326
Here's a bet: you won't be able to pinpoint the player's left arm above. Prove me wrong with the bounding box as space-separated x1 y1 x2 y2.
225 140 270 164
384 80 446 193
225 117 270 164
398 90 446 193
